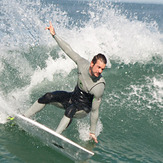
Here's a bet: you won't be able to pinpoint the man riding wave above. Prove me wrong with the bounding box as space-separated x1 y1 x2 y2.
24 21 107 143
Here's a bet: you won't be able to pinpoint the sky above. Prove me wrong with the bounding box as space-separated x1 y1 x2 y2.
110 0 163 4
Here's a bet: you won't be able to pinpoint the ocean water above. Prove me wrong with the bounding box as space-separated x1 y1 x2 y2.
0 0 163 162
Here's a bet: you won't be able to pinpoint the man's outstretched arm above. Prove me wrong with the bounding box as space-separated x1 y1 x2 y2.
46 21 82 63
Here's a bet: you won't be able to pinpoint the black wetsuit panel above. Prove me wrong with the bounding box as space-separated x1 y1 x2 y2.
38 85 93 118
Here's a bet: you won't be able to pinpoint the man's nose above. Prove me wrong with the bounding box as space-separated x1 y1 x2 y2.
99 69 103 73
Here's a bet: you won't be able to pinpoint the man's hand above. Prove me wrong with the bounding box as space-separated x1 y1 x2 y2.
90 133 98 143
45 21 56 36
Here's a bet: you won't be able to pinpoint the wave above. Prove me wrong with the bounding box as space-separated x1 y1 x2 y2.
0 0 162 124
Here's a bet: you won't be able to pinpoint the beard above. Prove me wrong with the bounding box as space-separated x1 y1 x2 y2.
89 67 100 77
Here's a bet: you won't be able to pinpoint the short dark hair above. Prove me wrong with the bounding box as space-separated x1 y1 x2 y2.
92 53 107 65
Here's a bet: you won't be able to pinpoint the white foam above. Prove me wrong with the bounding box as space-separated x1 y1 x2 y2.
1 0 163 65
152 77 163 104
0 94 17 124
77 118 103 141
69 2 163 64
0 0 163 123
129 76 163 110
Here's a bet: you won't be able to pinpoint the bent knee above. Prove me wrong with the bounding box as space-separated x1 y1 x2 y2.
38 92 53 104
65 105 76 119
74 110 87 118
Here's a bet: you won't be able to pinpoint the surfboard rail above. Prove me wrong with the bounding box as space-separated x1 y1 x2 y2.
15 114 94 161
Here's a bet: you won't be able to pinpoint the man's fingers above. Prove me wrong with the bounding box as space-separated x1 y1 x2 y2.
92 137 98 143
45 27 50 30
90 133 98 143
45 21 55 36
45 21 53 30
49 21 53 27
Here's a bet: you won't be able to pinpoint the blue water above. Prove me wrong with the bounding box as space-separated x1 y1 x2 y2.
0 0 163 162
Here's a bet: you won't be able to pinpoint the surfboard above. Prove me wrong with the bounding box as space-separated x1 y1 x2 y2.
14 114 94 161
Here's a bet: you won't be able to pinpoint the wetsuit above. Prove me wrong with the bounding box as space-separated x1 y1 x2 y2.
25 34 105 134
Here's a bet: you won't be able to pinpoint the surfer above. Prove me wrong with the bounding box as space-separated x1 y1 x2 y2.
24 21 107 143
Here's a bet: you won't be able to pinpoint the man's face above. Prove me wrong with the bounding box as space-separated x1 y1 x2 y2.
89 59 106 77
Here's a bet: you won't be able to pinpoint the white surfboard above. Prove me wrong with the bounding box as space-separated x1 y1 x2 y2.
15 114 94 161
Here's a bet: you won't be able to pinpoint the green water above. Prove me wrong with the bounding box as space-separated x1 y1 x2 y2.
0 0 163 162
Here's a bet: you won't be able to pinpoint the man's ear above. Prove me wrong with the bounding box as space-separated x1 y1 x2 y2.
90 61 94 68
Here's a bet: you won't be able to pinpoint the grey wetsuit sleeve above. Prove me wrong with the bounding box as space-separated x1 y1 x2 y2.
90 83 105 134
53 34 82 63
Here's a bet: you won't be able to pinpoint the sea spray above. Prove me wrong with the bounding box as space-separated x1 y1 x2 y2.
0 1 162 162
